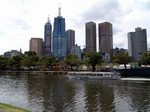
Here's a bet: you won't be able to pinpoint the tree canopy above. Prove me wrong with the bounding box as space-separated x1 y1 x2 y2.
138 52 150 66
65 54 82 70
111 52 132 69
85 52 102 71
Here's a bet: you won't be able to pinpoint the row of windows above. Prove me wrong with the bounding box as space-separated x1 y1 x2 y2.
69 73 111 77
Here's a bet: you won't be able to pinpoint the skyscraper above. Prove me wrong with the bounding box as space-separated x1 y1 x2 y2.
71 44 81 59
29 38 43 57
85 21 96 52
44 16 52 56
128 27 147 60
66 29 75 55
98 22 113 55
53 7 66 60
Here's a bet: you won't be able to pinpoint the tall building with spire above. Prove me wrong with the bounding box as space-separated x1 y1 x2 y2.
44 16 52 56
53 7 66 60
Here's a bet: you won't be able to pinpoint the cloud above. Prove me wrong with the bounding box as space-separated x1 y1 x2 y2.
0 32 5 36
81 0 123 22
13 19 32 30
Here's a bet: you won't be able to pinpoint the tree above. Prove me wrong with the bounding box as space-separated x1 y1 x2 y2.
38 56 57 70
112 52 132 69
65 54 82 70
22 51 39 69
9 55 23 70
85 52 102 72
138 52 150 66
0 56 9 70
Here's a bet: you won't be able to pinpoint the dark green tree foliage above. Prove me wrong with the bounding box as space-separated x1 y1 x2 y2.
138 52 150 66
38 56 57 68
22 51 39 69
65 54 82 70
47 56 57 66
9 55 22 70
112 52 132 69
85 52 102 72
0 56 9 70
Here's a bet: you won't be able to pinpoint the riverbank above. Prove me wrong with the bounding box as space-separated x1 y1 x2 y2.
0 103 31 112
0 70 68 75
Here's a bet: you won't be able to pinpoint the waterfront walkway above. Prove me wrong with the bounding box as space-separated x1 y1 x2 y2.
0 70 68 75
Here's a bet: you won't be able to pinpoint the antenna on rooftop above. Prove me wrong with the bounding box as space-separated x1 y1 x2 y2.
47 15 50 23
58 3 61 16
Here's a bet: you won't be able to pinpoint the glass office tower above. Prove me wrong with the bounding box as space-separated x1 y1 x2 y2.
53 7 66 60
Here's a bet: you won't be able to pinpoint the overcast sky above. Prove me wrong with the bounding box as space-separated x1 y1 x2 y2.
0 0 150 54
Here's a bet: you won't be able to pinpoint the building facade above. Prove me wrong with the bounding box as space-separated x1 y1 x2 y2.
85 21 96 53
71 44 81 59
98 22 113 55
128 27 147 60
66 29 75 55
53 7 66 60
44 16 52 56
29 38 43 57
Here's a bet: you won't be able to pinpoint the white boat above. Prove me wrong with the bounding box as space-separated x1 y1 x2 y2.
66 71 121 80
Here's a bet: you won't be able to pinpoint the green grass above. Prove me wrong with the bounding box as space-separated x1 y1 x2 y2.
0 103 31 112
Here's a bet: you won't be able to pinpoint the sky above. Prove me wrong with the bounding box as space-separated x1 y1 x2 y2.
0 0 150 54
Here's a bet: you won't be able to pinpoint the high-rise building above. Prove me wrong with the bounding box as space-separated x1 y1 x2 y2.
44 16 52 56
128 27 147 60
29 38 43 57
53 7 66 60
98 22 113 55
85 21 96 52
66 29 75 55
71 44 81 59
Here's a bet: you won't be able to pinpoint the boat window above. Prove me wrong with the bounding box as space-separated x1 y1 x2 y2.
100 74 102 76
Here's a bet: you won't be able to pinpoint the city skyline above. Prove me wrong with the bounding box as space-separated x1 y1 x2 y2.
0 0 150 54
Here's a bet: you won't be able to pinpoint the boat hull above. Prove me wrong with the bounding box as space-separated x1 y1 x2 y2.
67 72 121 80
114 68 150 77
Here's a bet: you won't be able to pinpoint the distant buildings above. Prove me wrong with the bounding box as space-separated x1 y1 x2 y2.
128 27 147 60
53 7 66 60
98 22 113 55
112 47 127 56
44 16 52 56
29 38 43 57
66 29 75 55
85 21 96 53
4 50 22 57
71 44 81 59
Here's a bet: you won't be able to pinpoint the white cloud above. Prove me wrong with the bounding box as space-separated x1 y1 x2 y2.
0 0 150 54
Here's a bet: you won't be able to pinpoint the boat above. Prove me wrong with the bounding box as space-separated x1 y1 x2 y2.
113 67 150 78
66 71 121 80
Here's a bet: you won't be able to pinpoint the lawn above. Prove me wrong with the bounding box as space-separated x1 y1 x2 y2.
0 103 31 112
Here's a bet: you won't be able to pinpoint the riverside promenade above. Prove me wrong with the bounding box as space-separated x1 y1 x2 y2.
0 70 68 76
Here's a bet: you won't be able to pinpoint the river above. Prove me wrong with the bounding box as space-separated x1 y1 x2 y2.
0 74 150 112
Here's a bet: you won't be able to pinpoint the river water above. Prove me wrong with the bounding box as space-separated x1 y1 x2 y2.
0 74 150 112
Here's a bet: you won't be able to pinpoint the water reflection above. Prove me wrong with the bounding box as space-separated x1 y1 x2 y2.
0 74 150 112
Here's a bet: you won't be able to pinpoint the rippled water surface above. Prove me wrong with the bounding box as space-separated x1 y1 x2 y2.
0 74 150 112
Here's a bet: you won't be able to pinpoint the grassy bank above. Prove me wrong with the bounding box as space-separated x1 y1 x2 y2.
0 103 31 112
